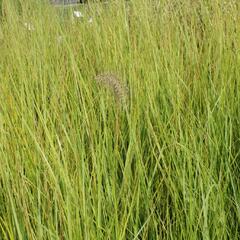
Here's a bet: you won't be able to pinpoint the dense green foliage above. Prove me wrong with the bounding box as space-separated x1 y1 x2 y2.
0 0 240 239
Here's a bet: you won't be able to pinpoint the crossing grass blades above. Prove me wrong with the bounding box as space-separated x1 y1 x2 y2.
0 0 240 239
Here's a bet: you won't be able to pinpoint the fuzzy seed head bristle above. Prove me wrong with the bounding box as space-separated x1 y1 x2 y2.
95 73 129 106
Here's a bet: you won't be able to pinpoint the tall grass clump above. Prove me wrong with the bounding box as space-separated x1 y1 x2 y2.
0 0 240 239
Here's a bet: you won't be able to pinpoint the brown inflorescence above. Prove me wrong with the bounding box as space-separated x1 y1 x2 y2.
95 73 129 106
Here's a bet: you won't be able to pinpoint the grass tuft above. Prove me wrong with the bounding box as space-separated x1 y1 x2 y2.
0 0 240 239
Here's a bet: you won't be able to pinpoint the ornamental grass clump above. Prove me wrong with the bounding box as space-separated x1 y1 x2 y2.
1 0 240 239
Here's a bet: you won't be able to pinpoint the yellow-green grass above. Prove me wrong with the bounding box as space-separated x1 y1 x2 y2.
0 0 240 239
